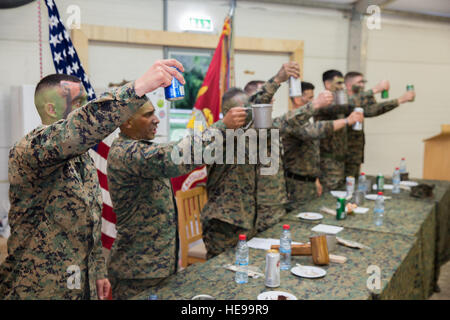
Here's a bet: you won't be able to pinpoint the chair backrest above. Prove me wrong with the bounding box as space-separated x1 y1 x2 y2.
176 186 208 255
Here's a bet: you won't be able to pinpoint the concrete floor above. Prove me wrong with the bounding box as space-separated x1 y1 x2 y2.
429 261 450 300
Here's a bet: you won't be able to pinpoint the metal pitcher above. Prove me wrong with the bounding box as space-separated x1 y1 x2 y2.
334 90 349 105
250 104 273 129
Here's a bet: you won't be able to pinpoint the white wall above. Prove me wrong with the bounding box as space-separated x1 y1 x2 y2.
0 0 449 218
0 0 163 219
362 16 450 179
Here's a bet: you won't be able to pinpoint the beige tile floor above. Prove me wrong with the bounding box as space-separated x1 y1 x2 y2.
429 261 450 300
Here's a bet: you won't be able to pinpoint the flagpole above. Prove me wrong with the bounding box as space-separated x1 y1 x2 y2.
228 0 236 87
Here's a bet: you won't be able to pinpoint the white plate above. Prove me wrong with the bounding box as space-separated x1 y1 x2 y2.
291 266 327 279
400 181 419 187
365 194 390 201
257 291 298 300
297 212 323 221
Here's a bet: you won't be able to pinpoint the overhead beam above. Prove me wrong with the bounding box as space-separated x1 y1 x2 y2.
242 0 352 12
382 9 450 23
347 0 396 73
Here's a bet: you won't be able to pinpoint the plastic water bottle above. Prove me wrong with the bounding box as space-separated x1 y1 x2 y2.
399 158 407 174
235 234 249 284
392 167 401 194
280 224 292 270
374 192 385 226
358 172 367 194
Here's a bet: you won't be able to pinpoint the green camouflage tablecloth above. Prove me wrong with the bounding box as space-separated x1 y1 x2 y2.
133 177 449 300
134 221 422 300
365 176 450 266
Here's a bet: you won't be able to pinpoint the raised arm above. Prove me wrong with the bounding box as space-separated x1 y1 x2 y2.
15 59 187 178
112 108 246 179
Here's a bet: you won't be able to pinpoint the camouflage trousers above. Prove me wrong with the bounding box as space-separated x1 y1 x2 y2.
320 158 346 191
202 219 256 259
285 178 318 210
110 277 165 300
345 162 362 180
255 205 287 233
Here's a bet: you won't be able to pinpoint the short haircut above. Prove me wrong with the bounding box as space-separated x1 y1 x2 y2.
322 70 343 83
222 87 246 105
301 81 315 93
35 73 81 97
221 87 246 115
244 80 265 96
344 71 363 83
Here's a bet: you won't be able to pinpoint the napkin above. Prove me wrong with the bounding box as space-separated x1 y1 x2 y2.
336 237 371 250
320 206 336 216
247 238 303 250
223 264 264 278
311 224 343 235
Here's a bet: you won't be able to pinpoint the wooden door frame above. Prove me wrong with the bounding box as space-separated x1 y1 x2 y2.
72 24 304 110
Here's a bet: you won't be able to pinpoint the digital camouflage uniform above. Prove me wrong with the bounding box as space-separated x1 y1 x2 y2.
345 90 400 178
280 105 335 206
202 79 322 257
0 82 146 299
202 78 280 258
106 119 227 300
315 90 400 191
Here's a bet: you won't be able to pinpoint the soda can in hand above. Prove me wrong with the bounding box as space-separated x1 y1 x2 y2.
352 107 363 131
164 68 185 101
289 76 302 97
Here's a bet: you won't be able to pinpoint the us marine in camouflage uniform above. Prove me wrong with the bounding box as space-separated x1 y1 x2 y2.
0 61 169 299
314 70 350 191
202 63 299 258
344 72 416 178
282 83 363 207
106 71 247 299
243 63 299 233
202 62 335 257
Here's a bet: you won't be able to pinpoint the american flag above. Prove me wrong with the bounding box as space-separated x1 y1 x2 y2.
44 0 117 249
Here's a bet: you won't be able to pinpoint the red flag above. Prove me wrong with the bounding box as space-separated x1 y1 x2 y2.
172 17 233 194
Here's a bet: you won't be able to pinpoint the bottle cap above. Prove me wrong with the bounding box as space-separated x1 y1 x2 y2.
239 234 246 241
283 224 290 230
361 172 365 176
402 157 405 160
378 192 383 195
396 167 399 170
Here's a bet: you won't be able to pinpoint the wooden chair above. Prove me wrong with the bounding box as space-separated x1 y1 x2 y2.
176 186 208 268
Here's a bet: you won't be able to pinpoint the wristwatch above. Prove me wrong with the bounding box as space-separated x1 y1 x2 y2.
345 118 349 126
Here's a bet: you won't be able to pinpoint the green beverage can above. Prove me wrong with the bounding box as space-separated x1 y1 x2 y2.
376 174 384 192
381 89 389 99
407 84 415 102
336 197 346 220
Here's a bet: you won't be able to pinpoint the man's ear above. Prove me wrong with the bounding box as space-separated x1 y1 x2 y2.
44 103 57 118
124 119 133 129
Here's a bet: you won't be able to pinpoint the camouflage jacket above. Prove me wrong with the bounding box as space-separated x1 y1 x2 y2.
314 90 399 164
203 78 321 232
346 90 400 164
280 104 334 177
107 121 226 280
0 82 147 299
254 103 331 231
202 78 280 230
